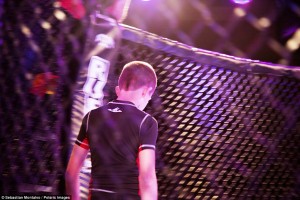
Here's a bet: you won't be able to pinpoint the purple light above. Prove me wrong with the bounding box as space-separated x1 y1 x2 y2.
231 0 252 5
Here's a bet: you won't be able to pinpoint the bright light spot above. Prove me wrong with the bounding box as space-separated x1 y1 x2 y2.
234 7 246 17
53 1 61 8
294 28 300 40
286 28 300 51
231 0 252 4
258 17 271 28
29 40 40 52
286 39 299 51
35 7 42 14
25 73 33 80
20 24 32 37
54 9 66 21
41 21 51 30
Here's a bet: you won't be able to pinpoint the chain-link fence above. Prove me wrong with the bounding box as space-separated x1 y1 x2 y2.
117 25 300 199
1 0 86 194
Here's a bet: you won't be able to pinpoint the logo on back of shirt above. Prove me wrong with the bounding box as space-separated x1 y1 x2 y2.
108 107 122 113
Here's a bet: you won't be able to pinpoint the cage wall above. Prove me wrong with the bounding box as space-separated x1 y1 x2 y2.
112 26 300 199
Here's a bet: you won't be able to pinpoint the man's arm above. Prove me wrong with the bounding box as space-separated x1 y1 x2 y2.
138 149 158 200
65 145 89 200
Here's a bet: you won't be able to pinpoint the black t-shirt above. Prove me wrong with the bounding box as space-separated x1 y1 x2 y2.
76 100 158 196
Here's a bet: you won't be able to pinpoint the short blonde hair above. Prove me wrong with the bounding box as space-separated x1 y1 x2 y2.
118 61 157 93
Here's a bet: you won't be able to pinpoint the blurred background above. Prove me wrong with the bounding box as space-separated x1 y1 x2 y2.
124 0 300 66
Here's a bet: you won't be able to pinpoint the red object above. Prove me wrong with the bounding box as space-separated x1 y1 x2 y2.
30 72 59 97
59 0 86 19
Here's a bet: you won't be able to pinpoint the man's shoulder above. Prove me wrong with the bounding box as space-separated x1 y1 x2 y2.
86 105 108 116
139 110 157 125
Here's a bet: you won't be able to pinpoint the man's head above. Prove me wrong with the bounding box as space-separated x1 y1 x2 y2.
116 61 157 110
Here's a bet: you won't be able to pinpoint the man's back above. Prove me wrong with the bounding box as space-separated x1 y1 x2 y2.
76 100 157 197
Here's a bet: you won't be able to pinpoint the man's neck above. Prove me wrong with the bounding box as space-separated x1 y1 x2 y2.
116 87 145 110
116 96 138 107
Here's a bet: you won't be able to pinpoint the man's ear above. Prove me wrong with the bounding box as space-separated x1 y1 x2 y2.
115 86 120 96
147 87 153 96
142 86 153 97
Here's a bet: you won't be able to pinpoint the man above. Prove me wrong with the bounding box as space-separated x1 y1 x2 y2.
81 0 132 114
65 61 158 200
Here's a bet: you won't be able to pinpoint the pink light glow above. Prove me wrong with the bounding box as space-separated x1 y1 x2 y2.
231 0 252 5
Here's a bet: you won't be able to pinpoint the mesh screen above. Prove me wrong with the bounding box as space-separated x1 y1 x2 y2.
0 0 85 194
109 26 300 199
